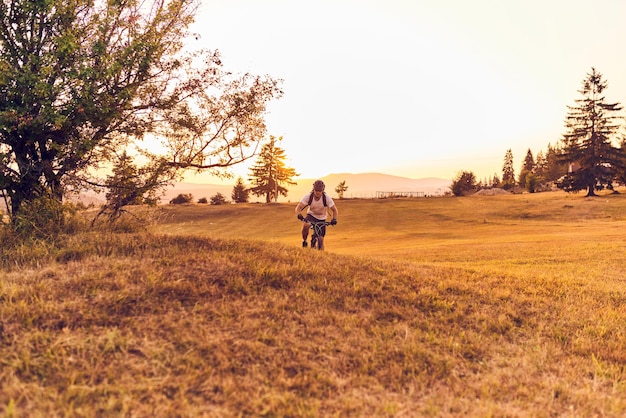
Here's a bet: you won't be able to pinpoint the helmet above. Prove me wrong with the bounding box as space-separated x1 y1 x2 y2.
313 180 325 191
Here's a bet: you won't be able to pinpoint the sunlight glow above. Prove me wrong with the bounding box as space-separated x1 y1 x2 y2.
184 0 626 182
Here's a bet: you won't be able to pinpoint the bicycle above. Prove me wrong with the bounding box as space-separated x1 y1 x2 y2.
298 216 335 250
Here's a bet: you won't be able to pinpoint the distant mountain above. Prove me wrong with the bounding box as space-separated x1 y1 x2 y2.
310 173 451 199
162 173 451 204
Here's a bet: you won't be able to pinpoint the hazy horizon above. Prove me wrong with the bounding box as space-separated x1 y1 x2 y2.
184 0 626 182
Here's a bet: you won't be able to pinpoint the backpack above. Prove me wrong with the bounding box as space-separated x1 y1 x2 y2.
306 191 327 207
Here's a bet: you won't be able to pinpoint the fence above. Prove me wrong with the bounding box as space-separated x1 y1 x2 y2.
376 191 425 198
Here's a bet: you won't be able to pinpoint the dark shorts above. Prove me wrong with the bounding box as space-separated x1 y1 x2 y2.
305 214 327 237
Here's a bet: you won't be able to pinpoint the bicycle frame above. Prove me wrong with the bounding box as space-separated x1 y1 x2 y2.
299 218 334 250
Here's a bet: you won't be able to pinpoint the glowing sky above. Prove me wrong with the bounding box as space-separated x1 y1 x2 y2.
186 0 626 182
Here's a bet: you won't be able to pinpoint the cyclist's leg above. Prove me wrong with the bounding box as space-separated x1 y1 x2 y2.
317 224 327 250
301 222 311 247
305 215 318 247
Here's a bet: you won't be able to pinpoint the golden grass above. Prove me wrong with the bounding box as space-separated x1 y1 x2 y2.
1 191 626 416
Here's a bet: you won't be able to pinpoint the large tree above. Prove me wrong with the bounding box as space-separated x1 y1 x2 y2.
0 0 281 220
248 136 297 203
558 68 624 196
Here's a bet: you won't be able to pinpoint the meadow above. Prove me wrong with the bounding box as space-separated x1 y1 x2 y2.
1 190 626 416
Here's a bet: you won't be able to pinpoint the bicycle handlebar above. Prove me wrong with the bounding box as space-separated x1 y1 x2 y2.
298 217 335 226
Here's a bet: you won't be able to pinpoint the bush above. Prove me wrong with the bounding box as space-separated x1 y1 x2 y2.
169 193 193 204
0 196 89 268
198 197 208 204
451 171 478 196
210 192 228 205
10 196 86 240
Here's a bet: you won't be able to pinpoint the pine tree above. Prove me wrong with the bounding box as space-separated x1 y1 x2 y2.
558 68 624 196
491 173 501 189
543 143 567 184
534 151 546 179
248 136 298 203
96 152 164 223
105 152 143 209
522 149 535 172
519 149 535 189
502 149 515 190
231 177 250 203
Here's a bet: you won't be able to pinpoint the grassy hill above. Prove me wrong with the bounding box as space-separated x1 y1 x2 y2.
2 191 626 416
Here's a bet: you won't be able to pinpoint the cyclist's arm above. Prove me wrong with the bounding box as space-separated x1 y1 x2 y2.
330 205 338 220
295 201 306 214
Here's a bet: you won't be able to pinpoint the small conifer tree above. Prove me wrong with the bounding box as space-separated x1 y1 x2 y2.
231 177 250 203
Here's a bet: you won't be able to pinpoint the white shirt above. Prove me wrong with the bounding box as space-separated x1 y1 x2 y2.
300 192 335 220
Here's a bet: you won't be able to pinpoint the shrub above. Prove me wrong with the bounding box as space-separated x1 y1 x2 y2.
10 196 85 240
0 196 88 267
210 192 228 205
451 171 478 196
169 193 193 204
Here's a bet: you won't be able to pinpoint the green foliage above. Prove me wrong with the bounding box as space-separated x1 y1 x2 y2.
209 192 227 205
519 149 535 189
231 177 249 203
9 195 84 241
105 153 146 207
248 136 298 203
90 152 175 225
451 171 478 196
522 148 535 172
518 169 530 189
529 143 568 190
0 0 192 215
558 68 624 196
0 0 281 228
525 172 538 193
169 194 193 204
0 195 87 267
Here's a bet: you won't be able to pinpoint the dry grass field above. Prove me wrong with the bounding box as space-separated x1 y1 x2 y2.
2 190 626 416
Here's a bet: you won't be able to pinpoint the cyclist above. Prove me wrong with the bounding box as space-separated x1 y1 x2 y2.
295 180 338 250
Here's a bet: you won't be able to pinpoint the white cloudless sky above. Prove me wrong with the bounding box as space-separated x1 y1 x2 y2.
184 0 626 183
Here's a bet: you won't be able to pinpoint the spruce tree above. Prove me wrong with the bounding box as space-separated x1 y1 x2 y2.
502 149 515 190
558 68 624 196
543 143 567 184
231 177 250 203
248 136 298 203
519 149 534 189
